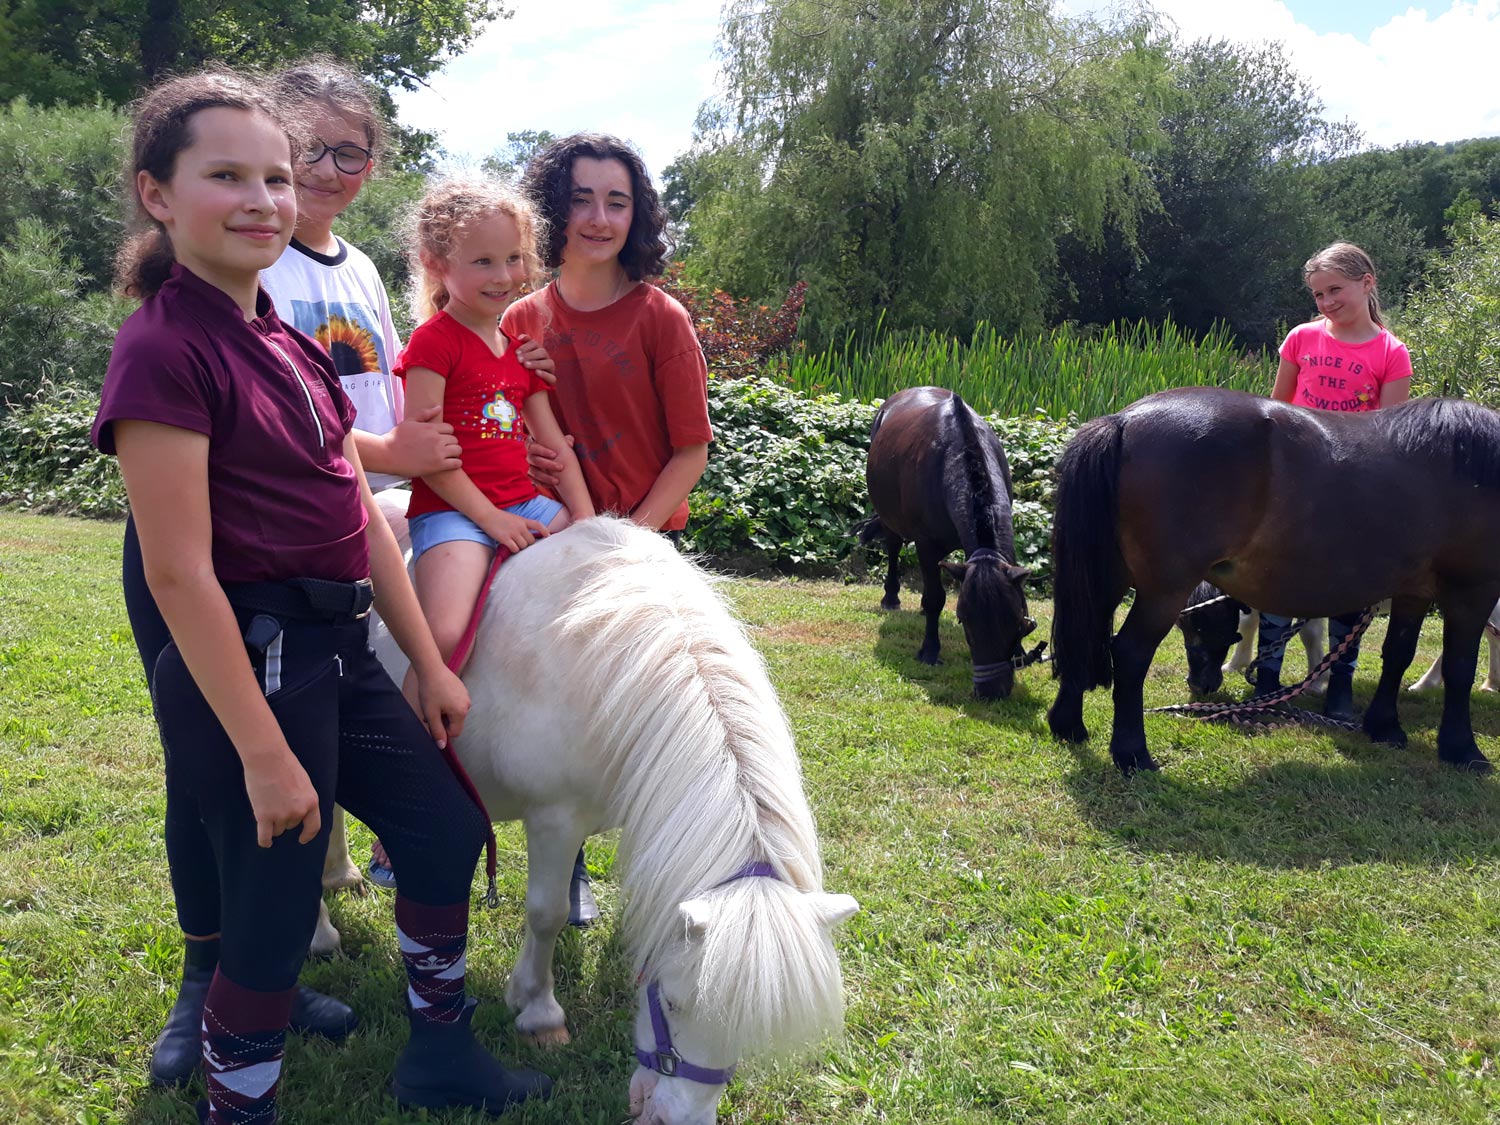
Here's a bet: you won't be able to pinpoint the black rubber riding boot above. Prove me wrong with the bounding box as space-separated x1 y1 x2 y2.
290 985 359 1040
1249 666 1282 701
568 847 599 928
1323 673 1356 723
392 998 553 1114
152 972 354 1087
149 962 213 1087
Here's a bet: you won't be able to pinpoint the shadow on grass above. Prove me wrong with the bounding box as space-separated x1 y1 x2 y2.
117 894 646 1125
1057 713 1500 869
871 600 1050 721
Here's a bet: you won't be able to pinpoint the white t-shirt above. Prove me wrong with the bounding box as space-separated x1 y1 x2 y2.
261 237 405 491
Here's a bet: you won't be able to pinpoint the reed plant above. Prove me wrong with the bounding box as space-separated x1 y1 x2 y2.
780 319 1276 419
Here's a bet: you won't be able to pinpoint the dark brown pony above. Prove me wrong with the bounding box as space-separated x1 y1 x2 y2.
1048 387 1500 774
855 386 1036 698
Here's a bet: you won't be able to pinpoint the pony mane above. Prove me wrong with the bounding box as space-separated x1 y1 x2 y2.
1381 396 1500 487
947 394 1018 559
1186 580 1219 609
552 519 844 1059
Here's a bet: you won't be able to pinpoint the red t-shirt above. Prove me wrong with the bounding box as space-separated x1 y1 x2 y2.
502 282 711 531
92 264 368 583
1279 320 1412 413
394 310 550 517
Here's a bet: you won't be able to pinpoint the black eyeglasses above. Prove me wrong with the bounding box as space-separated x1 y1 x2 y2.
304 141 372 176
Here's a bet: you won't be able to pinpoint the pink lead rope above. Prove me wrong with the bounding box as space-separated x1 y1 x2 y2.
434 545 510 909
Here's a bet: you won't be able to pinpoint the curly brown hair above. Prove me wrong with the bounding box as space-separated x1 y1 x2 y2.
115 66 301 300
406 178 549 322
520 133 671 280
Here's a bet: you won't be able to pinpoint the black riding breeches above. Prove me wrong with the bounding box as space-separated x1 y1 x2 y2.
126 521 488 990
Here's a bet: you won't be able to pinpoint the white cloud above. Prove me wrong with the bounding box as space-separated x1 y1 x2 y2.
393 0 722 179
403 0 1500 177
1072 0 1500 146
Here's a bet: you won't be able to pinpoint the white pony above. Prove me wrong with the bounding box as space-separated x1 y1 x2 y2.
1223 613 1329 694
1408 598 1500 692
325 516 858 1124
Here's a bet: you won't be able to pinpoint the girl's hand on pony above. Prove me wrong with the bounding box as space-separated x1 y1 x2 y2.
244 750 322 848
514 334 556 384
488 510 550 553
413 663 470 747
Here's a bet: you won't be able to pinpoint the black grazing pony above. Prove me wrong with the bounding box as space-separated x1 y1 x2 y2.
855 386 1037 698
1048 387 1500 774
1177 581 1246 695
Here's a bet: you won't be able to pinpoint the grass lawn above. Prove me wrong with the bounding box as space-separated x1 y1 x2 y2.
2 510 1498 1124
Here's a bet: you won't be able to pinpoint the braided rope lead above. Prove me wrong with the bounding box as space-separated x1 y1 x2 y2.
1148 604 1376 732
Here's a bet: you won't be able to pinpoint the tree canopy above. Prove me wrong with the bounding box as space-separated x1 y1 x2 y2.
0 0 506 107
678 0 1171 345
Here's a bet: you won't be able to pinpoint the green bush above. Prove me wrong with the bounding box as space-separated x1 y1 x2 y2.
335 169 427 338
0 99 126 297
0 383 125 516
687 374 1074 576
0 219 130 401
1399 212 1500 405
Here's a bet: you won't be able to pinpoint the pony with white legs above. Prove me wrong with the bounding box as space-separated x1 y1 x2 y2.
1409 599 1500 693
330 516 857 1124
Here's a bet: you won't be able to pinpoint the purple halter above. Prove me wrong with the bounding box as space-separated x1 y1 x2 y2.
634 862 780 1086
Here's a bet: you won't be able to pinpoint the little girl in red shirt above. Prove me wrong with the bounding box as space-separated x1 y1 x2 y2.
396 180 593 673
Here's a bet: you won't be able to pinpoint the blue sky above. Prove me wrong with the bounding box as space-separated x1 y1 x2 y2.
1290 0 1430 38
394 1 1500 180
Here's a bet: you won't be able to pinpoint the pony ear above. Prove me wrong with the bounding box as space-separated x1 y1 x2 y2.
939 561 967 585
679 896 716 938
811 892 860 928
1003 563 1031 585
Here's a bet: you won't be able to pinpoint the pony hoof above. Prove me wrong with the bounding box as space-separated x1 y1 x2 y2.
1364 720 1407 747
880 598 900 612
1113 748 1160 776
522 1026 572 1048
1047 711 1088 744
1440 748 1493 773
321 865 363 893
916 652 941 666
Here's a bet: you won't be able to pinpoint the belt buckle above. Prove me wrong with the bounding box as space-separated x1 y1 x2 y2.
353 578 374 620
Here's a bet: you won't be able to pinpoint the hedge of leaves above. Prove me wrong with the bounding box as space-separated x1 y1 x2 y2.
0 375 1075 578
687 374 1073 576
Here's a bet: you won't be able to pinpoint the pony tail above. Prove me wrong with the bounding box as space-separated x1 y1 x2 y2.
115 228 176 300
1049 414 1126 691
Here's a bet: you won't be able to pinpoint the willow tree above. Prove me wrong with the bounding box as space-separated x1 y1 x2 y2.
678 0 1169 344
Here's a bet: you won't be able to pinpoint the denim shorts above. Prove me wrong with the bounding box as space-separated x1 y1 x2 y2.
408 495 565 561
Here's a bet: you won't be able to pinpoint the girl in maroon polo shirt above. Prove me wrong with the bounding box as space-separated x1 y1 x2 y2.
93 69 550 1122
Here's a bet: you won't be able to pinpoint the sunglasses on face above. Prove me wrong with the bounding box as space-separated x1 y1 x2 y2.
304 141 372 176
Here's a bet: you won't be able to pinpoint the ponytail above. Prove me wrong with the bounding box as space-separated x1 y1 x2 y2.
114 229 177 301
117 66 300 301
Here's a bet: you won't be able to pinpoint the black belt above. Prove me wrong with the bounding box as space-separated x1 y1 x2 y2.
222 577 374 622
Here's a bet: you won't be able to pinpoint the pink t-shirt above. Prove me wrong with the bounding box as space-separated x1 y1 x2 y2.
1279 320 1412 413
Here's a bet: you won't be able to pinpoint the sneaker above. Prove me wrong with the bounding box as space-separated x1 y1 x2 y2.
368 852 398 891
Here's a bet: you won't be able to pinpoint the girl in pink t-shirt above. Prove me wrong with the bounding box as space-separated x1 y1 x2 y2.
1271 242 1413 412
1257 242 1413 722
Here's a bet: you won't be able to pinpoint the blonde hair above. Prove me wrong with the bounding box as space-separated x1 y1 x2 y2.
1305 241 1384 328
407 179 548 322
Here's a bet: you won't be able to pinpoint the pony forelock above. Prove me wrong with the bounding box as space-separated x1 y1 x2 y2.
550 518 845 1059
